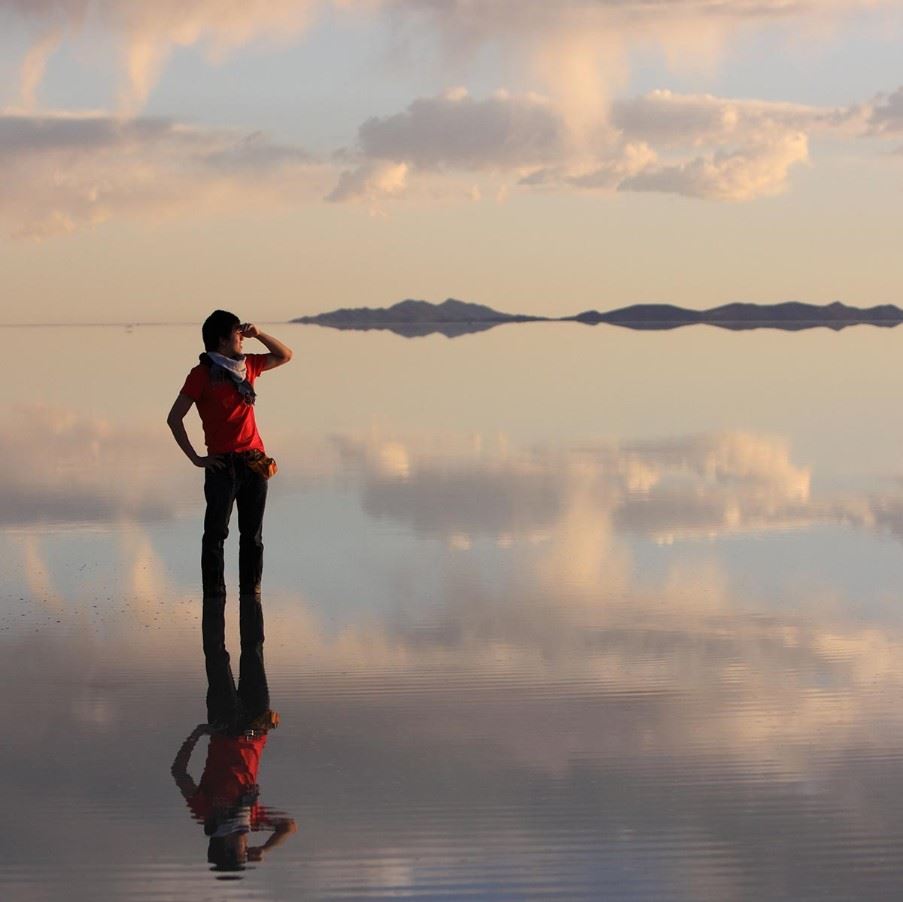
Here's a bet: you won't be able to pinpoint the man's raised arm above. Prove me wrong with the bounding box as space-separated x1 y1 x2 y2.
242 324 293 371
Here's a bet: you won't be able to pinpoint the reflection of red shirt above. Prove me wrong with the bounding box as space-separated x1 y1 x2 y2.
180 354 267 455
188 733 271 826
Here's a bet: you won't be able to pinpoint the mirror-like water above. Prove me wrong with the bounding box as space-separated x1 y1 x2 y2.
5 323 903 899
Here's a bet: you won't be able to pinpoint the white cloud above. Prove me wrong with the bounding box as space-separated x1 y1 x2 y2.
326 160 409 205
560 141 658 189
621 130 810 201
0 110 324 237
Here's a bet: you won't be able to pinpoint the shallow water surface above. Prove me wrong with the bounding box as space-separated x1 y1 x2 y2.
4 323 903 899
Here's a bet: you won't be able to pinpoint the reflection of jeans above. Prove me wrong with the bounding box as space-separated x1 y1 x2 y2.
204 619 271 727
200 454 268 724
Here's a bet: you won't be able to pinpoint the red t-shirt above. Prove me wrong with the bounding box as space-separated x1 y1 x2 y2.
180 354 267 455
187 733 274 827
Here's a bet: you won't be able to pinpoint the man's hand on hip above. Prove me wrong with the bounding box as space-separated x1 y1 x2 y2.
195 455 227 470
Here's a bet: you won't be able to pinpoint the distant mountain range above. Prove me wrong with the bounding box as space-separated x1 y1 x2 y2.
292 299 903 337
571 301 903 331
292 298 546 338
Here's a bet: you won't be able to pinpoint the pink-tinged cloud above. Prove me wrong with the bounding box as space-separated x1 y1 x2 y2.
331 85 898 204
621 132 810 202
2 81 901 236
326 160 409 204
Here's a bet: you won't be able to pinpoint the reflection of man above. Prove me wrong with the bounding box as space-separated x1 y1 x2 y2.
170 609 295 873
171 718 297 873
166 310 292 725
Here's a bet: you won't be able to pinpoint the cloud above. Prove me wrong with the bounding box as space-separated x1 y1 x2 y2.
9 415 903 896
332 427 903 553
329 87 584 204
0 110 324 237
3 0 896 115
0 0 898 222
326 160 409 204
330 86 628 201
384 0 891 34
611 89 860 148
0 403 193 524
0 403 341 527
357 88 574 170
201 129 313 169
0 111 178 155
331 84 896 204
361 458 566 539
10 538 903 899
379 0 899 135
2 413 891 546
1 0 323 110
620 130 810 201
604 89 877 200
867 86 903 135
1 83 899 234
558 140 658 189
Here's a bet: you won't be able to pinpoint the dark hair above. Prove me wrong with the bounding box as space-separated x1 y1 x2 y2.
208 836 247 872
202 310 240 352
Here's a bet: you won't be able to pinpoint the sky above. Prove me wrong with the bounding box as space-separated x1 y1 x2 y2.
0 0 901 323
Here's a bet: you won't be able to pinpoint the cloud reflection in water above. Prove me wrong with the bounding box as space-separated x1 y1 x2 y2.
6 414 903 897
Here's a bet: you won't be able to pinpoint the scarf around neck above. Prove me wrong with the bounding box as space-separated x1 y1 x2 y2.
201 352 256 405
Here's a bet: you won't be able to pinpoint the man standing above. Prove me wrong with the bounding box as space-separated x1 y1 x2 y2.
167 310 292 726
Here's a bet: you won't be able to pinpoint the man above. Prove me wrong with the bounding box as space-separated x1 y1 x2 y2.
167 310 292 726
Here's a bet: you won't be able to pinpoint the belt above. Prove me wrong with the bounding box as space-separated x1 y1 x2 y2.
218 450 264 459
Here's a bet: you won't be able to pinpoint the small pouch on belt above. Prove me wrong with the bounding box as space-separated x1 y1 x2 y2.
246 450 278 479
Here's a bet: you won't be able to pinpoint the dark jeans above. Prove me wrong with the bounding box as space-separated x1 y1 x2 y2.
201 454 268 599
200 454 268 725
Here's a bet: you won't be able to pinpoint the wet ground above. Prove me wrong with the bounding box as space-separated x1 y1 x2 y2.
5 323 903 899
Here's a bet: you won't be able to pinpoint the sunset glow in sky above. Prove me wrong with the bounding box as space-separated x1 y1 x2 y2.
1 0 901 323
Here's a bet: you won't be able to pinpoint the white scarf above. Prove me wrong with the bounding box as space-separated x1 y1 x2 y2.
203 351 256 405
207 352 247 381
